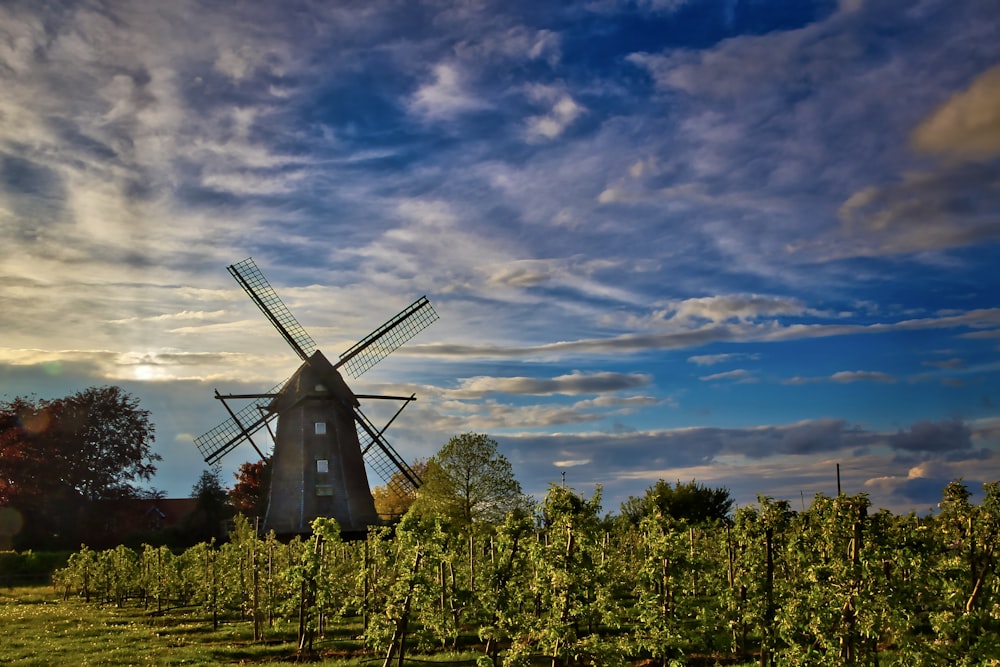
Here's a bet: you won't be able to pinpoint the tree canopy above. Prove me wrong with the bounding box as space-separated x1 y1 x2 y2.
620 479 734 526
229 458 271 519
0 386 160 547
372 458 428 519
183 469 232 544
411 433 528 530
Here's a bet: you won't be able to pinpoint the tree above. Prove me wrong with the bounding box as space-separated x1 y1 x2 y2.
0 386 159 548
230 458 271 519
372 458 429 519
411 433 528 530
620 479 733 526
183 469 232 544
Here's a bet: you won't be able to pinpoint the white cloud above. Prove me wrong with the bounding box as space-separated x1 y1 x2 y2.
524 87 585 142
214 45 258 81
554 458 591 467
409 62 488 120
585 0 691 15
699 368 755 382
688 352 759 366
670 294 807 324
837 164 1000 254
456 27 561 66
410 306 1000 364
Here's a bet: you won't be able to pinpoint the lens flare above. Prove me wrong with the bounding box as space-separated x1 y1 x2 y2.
18 409 51 435
0 507 24 544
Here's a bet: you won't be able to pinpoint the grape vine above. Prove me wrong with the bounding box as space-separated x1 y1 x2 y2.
52 482 1000 665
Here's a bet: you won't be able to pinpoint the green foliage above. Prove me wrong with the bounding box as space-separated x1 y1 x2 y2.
620 479 734 527
1 387 158 502
506 485 625 667
411 433 529 531
42 477 1000 666
0 549 71 580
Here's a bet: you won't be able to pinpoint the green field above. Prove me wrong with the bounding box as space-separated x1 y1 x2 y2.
0 585 490 666
0 584 753 667
1 584 304 665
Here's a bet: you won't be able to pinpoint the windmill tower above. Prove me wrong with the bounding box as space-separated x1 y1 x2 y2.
195 258 437 539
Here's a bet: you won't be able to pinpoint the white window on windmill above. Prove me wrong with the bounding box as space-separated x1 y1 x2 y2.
315 460 332 495
315 422 326 435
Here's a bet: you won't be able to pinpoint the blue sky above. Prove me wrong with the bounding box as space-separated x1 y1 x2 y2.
1 0 999 514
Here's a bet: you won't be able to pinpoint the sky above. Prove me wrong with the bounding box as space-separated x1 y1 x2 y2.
2 0 999 516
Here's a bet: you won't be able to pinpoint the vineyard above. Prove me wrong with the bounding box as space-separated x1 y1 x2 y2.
51 482 999 666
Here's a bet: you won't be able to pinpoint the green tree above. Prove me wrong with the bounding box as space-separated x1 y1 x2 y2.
620 479 733 526
924 479 1000 664
412 433 528 530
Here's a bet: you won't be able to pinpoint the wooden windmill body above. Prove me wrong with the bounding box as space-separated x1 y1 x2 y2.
195 258 436 539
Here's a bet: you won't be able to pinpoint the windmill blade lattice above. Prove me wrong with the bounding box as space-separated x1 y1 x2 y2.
337 296 438 379
194 382 282 464
355 408 422 498
229 258 317 361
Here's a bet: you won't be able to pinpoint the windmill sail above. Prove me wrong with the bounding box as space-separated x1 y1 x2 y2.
194 382 283 464
336 296 438 378
355 407 422 497
229 257 317 361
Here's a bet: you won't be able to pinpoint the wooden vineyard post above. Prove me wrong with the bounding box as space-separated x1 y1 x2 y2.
382 547 423 667
252 523 262 642
760 526 774 667
210 548 218 631
363 537 370 636
298 532 323 654
841 505 865 664
267 539 275 628
468 532 475 594
157 546 163 614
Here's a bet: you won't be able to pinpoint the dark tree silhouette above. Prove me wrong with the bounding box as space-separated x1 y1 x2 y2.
0 386 159 548
183 469 232 544
620 479 734 526
229 458 271 519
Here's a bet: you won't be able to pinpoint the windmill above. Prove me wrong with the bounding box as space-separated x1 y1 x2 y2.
194 258 438 539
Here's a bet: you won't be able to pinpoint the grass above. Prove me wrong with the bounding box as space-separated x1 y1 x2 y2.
0 585 349 665
1 585 760 666
0 585 495 666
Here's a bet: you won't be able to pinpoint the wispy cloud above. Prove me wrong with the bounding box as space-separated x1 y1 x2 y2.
785 370 896 385
449 371 652 397
688 352 760 366
699 368 755 382
1 0 997 513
